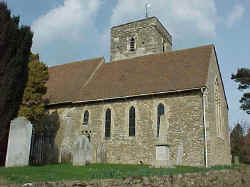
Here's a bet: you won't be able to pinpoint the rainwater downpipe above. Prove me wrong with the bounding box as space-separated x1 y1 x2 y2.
201 87 208 168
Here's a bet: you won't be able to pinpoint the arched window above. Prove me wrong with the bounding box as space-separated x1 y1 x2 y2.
129 106 135 136
157 103 165 137
83 110 89 125
130 37 135 51
105 109 111 138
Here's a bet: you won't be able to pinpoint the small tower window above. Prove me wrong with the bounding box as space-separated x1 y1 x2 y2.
83 110 89 125
105 109 111 138
130 37 135 51
129 106 136 136
157 103 165 137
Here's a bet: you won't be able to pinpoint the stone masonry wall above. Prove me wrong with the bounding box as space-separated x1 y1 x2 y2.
110 17 172 61
49 91 205 167
2 166 250 187
205 48 231 166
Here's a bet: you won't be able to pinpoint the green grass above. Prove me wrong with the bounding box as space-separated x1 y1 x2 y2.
0 163 240 184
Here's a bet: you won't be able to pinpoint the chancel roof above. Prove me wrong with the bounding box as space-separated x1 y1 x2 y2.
45 45 214 105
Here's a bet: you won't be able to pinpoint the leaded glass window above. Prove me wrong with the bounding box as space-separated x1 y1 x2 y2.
129 106 135 136
105 109 111 138
157 103 164 137
83 110 89 125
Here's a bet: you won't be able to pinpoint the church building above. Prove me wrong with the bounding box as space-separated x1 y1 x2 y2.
45 17 231 167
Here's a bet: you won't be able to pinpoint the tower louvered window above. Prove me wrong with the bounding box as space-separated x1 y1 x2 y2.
130 37 135 51
157 103 165 137
129 106 135 136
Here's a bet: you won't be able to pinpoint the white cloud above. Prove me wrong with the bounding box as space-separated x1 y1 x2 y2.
31 0 100 50
227 4 245 28
110 0 217 39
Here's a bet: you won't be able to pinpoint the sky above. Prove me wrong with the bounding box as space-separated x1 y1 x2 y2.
4 0 249 128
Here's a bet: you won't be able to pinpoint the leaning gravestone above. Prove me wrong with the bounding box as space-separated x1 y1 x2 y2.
5 117 32 167
73 135 93 166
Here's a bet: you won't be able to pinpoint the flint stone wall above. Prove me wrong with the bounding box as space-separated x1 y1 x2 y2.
110 17 172 61
49 91 206 166
46 48 231 167
1 166 250 187
205 49 231 166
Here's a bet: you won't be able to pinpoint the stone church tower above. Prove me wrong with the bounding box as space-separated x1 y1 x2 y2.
110 17 172 61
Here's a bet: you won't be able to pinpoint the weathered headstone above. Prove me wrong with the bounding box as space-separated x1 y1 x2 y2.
96 143 107 163
153 145 172 168
156 146 169 161
234 156 239 164
5 117 32 167
176 143 183 165
73 135 93 166
60 116 73 163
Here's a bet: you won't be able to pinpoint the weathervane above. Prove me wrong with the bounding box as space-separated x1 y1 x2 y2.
145 3 151 18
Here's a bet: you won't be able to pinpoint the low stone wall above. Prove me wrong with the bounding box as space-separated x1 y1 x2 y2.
2 166 250 187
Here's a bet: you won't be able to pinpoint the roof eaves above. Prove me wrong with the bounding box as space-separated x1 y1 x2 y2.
70 87 203 105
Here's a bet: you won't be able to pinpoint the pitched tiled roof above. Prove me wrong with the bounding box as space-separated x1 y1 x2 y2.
45 57 104 104
45 45 213 105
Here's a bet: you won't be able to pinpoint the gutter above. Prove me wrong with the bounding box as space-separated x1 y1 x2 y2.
73 87 203 105
201 87 208 168
46 87 203 107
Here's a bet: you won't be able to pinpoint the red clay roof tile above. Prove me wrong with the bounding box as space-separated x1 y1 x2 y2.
45 45 213 105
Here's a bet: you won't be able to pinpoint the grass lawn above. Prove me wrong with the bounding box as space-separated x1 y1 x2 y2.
0 163 239 184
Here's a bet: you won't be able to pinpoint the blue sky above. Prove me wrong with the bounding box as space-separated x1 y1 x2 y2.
5 0 249 128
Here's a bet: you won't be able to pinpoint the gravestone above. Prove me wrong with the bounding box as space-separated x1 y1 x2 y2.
60 116 73 163
176 143 183 165
234 156 239 164
96 143 107 163
5 117 32 167
153 145 172 168
73 135 93 166
156 146 169 161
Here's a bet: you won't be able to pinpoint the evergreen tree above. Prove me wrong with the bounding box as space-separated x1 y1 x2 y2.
230 123 244 162
232 68 250 114
241 128 250 163
0 2 33 165
18 54 49 125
